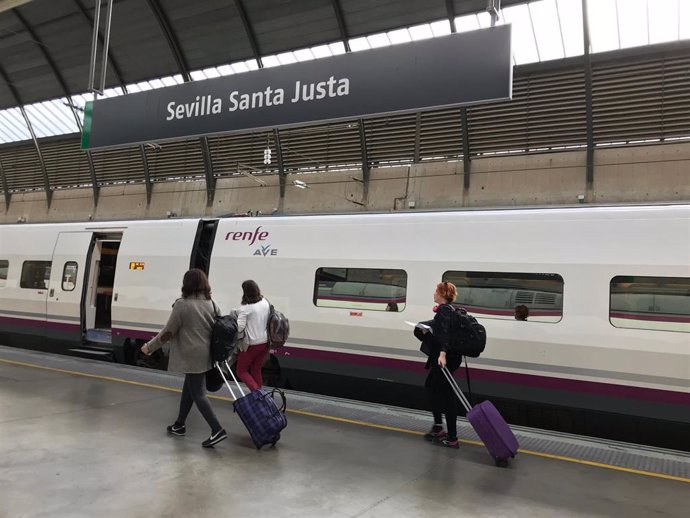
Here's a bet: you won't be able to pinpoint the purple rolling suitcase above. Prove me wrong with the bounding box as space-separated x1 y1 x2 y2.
441 366 519 467
216 361 288 449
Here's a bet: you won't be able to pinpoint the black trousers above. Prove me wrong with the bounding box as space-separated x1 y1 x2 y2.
177 372 222 433
425 364 460 438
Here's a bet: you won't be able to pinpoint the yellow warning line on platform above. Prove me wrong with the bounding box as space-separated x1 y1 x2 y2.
1 356 688 484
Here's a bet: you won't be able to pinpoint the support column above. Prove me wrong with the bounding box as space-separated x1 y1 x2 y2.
461 107 471 190
140 145 152 205
0 159 11 209
274 129 286 199
582 0 594 191
359 119 370 204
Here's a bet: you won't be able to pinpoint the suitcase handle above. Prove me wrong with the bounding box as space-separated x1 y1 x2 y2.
263 388 287 413
215 360 246 399
441 366 472 413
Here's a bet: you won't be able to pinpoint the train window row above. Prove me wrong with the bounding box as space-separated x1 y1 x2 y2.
311 268 689 333
0 261 76 292
0 260 687 333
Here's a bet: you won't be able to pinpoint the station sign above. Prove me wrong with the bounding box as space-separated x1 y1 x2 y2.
81 25 512 150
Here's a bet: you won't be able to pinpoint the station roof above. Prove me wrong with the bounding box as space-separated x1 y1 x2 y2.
0 0 689 145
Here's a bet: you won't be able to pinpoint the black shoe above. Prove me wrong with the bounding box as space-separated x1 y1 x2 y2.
424 426 446 442
202 428 227 448
166 423 186 436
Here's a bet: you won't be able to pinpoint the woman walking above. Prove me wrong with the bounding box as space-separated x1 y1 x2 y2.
235 280 271 391
141 269 227 448
421 281 463 449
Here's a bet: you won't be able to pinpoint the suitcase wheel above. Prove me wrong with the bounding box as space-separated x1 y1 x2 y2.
494 457 509 468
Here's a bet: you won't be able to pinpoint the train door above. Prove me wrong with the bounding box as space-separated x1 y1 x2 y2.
84 235 122 345
46 232 93 343
190 219 219 274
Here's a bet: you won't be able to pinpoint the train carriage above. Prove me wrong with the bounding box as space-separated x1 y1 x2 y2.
0 204 688 449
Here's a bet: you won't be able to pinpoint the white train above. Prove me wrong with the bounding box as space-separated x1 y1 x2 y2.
0 205 688 449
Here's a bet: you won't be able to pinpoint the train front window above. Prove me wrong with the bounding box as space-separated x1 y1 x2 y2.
20 261 52 290
610 276 690 333
313 267 407 312
442 271 564 323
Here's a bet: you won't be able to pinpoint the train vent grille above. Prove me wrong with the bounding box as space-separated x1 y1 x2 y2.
535 293 558 305
515 292 534 304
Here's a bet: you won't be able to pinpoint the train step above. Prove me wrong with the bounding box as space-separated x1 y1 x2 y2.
86 328 112 344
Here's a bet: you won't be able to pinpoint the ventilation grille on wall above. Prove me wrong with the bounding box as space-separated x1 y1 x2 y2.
592 55 690 144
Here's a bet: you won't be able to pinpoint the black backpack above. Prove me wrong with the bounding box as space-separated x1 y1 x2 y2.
266 300 289 348
449 307 486 358
210 302 239 363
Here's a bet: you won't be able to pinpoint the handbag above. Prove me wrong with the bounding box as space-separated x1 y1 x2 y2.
205 366 224 392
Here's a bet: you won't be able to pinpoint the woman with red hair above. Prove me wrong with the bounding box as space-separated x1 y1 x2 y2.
419 281 463 449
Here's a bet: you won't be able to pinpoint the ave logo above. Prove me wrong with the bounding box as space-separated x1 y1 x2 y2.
254 244 278 257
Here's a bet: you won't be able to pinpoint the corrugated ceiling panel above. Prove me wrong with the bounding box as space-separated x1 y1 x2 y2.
41 139 91 189
281 121 361 172
208 131 278 177
1 145 44 192
364 113 416 164
145 139 205 182
91 146 145 185
592 56 690 144
419 108 463 161
468 69 587 154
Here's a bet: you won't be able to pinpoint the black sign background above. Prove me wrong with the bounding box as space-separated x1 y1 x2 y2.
83 25 511 149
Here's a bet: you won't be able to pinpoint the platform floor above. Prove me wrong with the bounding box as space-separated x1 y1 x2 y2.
0 347 688 518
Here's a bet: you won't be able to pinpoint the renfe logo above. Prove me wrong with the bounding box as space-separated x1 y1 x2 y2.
225 226 269 246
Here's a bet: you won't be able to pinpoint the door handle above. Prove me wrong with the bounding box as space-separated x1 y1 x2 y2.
114 293 118 302
49 289 55 297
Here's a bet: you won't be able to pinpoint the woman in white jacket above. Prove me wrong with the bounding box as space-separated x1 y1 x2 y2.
236 280 271 391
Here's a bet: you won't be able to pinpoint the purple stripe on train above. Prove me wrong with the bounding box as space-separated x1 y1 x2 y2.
0 315 81 333
275 347 690 407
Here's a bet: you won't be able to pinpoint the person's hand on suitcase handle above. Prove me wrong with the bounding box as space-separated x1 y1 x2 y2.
438 351 447 368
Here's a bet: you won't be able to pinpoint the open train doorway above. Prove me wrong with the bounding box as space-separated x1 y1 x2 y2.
84 235 121 345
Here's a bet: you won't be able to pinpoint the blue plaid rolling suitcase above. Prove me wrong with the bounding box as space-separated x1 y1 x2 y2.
216 361 287 449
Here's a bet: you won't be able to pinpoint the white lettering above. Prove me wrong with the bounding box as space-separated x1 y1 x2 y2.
229 88 285 111
291 76 350 103
166 96 224 121
229 91 239 112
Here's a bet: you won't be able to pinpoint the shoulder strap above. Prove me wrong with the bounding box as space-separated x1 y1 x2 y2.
211 300 220 318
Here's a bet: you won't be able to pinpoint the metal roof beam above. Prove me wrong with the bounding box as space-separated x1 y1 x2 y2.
234 0 263 68
446 0 457 33
0 64 51 206
146 0 215 203
146 0 191 81
14 8 100 205
330 0 351 52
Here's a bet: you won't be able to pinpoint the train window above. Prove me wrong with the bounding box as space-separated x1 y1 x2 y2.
314 267 407 312
0 260 7 287
610 276 689 333
62 262 78 291
442 271 564 323
20 261 52 290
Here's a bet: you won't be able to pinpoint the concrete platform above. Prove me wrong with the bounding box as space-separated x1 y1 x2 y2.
0 348 688 518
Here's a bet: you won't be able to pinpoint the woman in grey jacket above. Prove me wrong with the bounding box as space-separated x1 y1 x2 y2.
141 269 227 448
